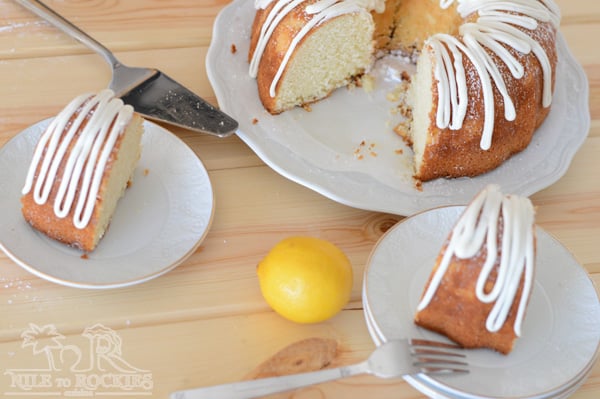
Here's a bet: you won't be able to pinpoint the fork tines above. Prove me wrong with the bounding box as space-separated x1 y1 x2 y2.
408 338 469 375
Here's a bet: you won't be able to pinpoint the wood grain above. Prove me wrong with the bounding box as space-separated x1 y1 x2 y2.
0 0 599 398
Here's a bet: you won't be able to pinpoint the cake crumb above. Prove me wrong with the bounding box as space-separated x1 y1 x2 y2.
354 140 379 159
252 117 259 124
144 168 150 176
386 91 399 102
387 80 410 104
80 253 89 260
231 44 237 54
368 142 377 157
394 122 413 146
414 179 423 192
360 74 376 93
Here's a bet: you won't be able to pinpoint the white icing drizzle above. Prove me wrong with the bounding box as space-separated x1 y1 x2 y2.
22 89 134 230
249 0 561 152
249 0 383 97
429 0 560 150
417 184 535 336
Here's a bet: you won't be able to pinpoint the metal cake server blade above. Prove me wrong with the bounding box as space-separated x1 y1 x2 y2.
16 0 238 138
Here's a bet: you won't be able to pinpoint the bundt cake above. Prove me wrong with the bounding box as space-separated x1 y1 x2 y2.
21 89 144 252
248 0 561 182
414 184 536 354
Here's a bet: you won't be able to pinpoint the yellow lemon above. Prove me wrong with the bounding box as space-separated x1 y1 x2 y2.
257 236 353 324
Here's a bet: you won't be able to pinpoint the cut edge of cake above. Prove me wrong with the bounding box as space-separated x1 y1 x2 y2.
414 184 536 354
20 89 145 252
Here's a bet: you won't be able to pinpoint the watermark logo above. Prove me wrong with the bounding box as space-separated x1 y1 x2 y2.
4 323 153 396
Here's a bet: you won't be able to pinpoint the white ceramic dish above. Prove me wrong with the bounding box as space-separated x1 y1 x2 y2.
363 302 590 399
206 0 589 216
362 206 600 398
0 119 214 289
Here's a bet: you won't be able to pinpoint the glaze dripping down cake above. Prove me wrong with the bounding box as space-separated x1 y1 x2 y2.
248 0 560 182
21 89 144 252
414 184 536 354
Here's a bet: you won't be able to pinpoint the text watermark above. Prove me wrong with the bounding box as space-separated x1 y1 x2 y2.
4 323 153 396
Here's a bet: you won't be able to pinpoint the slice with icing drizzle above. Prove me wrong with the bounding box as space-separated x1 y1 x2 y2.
21 89 145 252
414 184 536 354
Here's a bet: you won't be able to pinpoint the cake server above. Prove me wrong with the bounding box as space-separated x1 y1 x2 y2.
15 0 238 138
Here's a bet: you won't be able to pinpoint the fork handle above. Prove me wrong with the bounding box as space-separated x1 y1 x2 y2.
170 361 370 399
15 0 119 67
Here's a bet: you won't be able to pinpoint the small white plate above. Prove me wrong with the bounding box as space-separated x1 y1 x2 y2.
363 206 600 398
0 119 214 289
207 0 589 216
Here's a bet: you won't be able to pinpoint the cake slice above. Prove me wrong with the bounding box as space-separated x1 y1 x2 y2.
21 89 144 252
248 0 377 114
414 184 536 354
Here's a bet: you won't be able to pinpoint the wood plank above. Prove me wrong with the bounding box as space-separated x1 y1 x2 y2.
1 0 599 397
0 0 232 59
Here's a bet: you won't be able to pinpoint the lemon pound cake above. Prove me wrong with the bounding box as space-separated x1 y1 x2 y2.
248 0 561 182
414 185 536 354
248 0 381 114
405 0 560 181
21 89 144 252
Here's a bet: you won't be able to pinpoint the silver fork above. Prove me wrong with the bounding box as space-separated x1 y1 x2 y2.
169 338 468 399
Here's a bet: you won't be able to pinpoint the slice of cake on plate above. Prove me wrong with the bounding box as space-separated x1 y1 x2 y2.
414 184 536 354
21 89 144 252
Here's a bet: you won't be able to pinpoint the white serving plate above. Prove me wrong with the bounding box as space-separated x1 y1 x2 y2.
363 206 600 398
207 0 589 215
0 120 214 289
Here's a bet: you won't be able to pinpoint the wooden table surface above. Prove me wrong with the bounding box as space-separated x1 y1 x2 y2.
0 0 598 398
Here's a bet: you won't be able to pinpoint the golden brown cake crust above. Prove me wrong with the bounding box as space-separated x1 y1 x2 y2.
414 214 536 355
248 0 364 115
22 193 101 252
249 1 317 114
416 20 558 181
21 113 143 252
